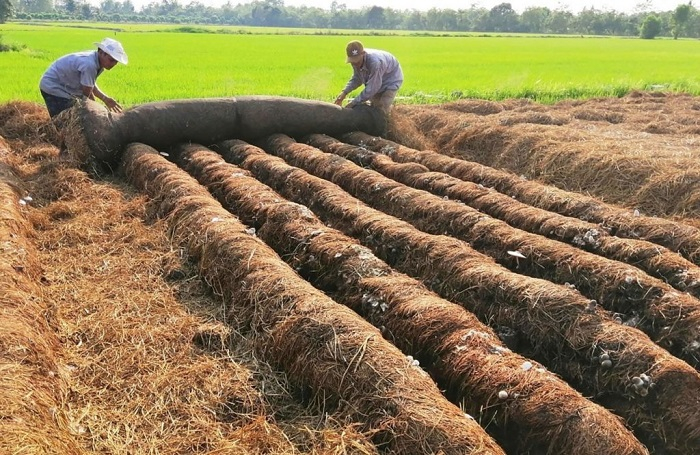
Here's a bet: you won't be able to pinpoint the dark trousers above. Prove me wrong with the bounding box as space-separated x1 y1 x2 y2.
40 90 76 118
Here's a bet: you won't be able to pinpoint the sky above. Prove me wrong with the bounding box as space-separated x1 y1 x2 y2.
140 0 671 15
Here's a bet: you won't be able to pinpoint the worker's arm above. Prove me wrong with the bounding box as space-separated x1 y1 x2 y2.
336 66 363 106
82 84 122 113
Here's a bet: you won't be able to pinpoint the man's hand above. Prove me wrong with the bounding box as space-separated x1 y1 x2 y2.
334 93 346 106
103 96 123 113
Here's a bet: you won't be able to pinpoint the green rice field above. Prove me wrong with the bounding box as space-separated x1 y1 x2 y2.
2 22 700 107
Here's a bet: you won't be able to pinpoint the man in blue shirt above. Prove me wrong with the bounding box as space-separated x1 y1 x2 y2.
334 40 403 115
39 38 128 118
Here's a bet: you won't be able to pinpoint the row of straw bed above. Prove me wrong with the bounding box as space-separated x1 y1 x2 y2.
344 132 700 266
120 142 506 454
209 134 700 454
171 141 648 455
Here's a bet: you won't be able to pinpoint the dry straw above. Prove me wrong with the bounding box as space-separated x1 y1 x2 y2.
121 143 505 455
397 93 700 221
0 165 83 453
342 131 700 268
310 134 700 298
259 133 700 370
26 160 358 454
181 141 647 455
1 104 388 453
0 134 11 160
246 134 700 454
0 101 60 147
59 101 94 170
306 134 700 368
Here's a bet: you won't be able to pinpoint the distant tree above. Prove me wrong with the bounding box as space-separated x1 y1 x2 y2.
329 0 342 10
672 2 693 39
520 6 550 33
425 7 457 31
0 0 14 23
488 3 519 32
80 2 94 19
402 10 424 30
17 0 51 13
186 1 207 12
0 0 676 37
685 10 700 37
601 11 625 35
251 0 283 26
545 9 573 34
425 8 442 30
620 13 642 36
473 8 491 31
576 7 606 35
640 14 661 39
365 5 385 29
100 0 117 13
121 0 134 13
141 0 181 16
64 0 77 14
219 1 240 24
381 7 403 30
160 0 181 15
329 1 348 28
456 7 488 31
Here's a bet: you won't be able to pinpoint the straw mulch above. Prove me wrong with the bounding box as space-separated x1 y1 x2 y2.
0 102 385 454
310 134 700 297
261 133 700 369
0 101 60 148
343 130 700 268
179 141 647 455
122 142 505 454
4 94 700 454
0 154 83 454
250 134 700 455
391 92 700 221
304 134 700 368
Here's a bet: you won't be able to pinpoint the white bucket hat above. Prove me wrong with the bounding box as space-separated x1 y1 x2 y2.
94 38 128 65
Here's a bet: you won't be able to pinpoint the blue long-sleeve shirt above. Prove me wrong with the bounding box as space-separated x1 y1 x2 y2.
343 49 403 107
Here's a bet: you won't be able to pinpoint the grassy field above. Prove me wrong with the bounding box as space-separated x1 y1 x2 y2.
2 21 700 107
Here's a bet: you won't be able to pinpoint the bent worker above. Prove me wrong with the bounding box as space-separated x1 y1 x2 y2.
334 40 403 115
39 37 128 118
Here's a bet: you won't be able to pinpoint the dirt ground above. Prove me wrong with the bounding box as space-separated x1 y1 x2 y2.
1 93 700 454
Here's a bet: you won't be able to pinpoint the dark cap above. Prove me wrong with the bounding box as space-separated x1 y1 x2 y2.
346 40 365 63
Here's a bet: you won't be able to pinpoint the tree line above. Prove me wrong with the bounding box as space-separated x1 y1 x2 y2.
0 0 697 39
